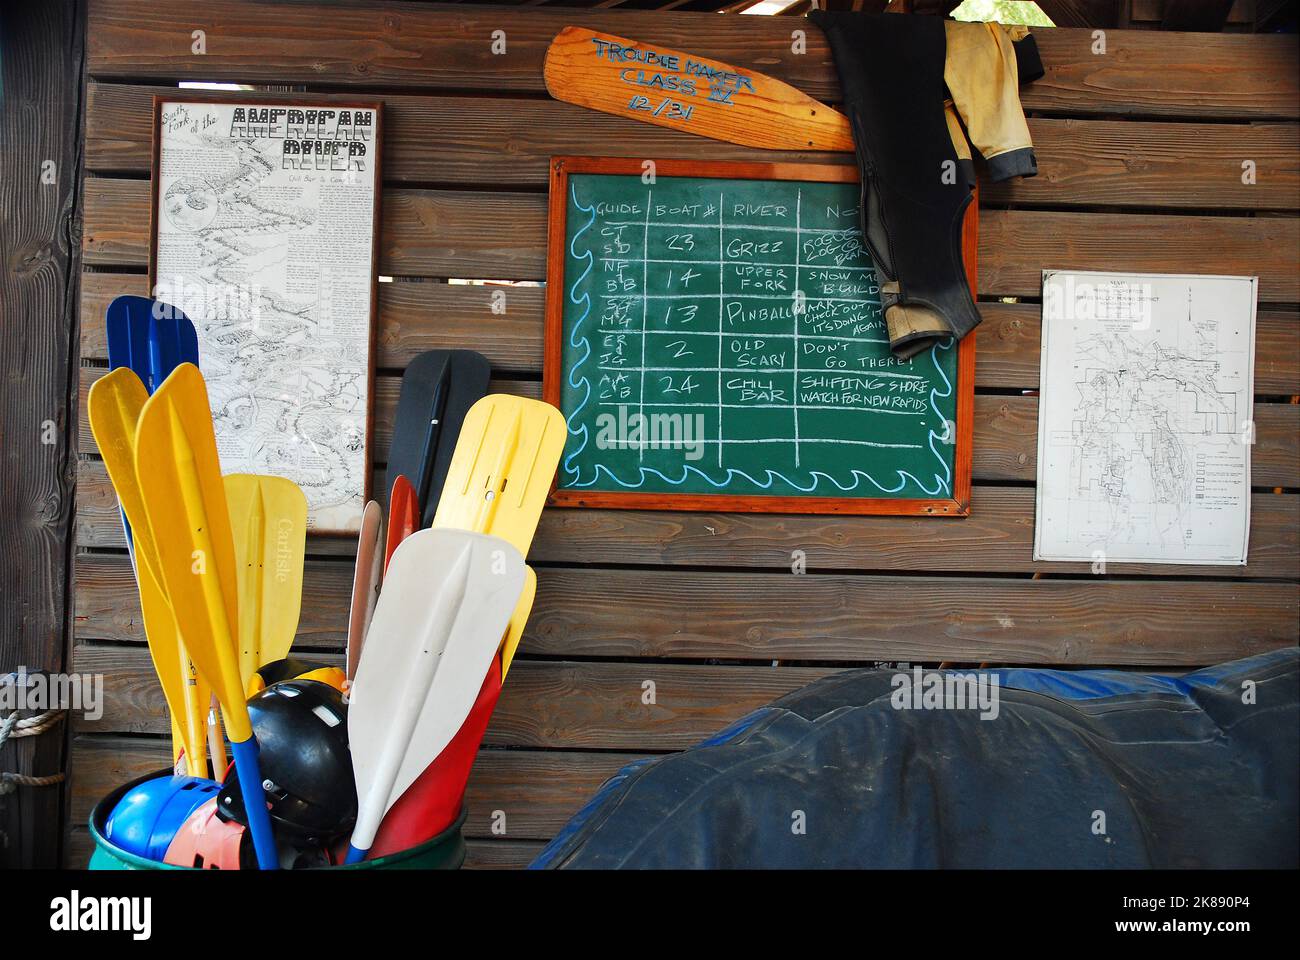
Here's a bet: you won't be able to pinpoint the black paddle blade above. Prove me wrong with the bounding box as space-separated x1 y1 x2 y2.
384 349 491 523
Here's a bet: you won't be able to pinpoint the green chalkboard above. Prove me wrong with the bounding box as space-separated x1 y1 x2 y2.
544 157 973 515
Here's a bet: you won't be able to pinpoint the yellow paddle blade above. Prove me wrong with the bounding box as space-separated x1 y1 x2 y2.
432 396 562 684
296 666 346 692
88 368 208 775
224 474 308 686
430 395 566 556
500 566 536 681
138 563 209 777
87 369 151 552
133 363 250 743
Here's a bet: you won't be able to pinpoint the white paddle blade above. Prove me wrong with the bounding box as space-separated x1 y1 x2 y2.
348 529 525 852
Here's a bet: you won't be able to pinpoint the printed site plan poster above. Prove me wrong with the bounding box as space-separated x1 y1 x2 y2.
152 99 382 533
1035 271 1257 565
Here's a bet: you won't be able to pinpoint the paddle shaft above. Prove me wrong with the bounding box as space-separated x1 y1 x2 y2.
229 738 278 869
415 379 450 513
172 414 278 870
205 693 227 777
235 486 267 681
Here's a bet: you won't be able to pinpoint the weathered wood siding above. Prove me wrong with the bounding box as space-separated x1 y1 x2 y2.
69 0 1299 868
1 0 85 869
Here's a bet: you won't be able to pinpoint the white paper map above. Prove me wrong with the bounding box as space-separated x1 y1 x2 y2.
1035 271 1257 565
154 101 379 532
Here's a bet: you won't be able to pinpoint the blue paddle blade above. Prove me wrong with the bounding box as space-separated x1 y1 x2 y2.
105 295 200 393
105 295 201 546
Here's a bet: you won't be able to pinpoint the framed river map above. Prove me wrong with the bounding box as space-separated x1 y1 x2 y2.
149 95 382 533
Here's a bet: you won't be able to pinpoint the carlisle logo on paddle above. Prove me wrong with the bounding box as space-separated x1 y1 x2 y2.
49 891 151 940
275 517 297 582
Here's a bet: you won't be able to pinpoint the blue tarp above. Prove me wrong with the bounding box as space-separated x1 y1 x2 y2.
534 648 1299 869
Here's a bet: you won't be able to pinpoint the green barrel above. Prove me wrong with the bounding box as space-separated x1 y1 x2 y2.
89 768 465 870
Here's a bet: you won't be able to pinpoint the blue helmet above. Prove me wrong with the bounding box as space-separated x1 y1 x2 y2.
105 775 221 861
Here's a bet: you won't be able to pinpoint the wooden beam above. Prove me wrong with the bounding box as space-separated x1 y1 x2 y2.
1036 0 1122 26
72 460 1300 579
79 180 1300 302
82 83 1300 211
888 0 963 12
74 273 1300 396
72 612 1295 735
1255 0 1297 31
1163 0 1237 30
83 3 1300 120
67 735 641 844
0 0 84 870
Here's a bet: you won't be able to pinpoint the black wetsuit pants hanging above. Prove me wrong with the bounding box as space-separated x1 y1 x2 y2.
811 12 1041 360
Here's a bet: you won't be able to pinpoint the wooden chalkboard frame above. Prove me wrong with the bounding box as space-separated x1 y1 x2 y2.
544 155 975 517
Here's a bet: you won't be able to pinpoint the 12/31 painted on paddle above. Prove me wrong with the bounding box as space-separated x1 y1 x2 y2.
628 94 693 122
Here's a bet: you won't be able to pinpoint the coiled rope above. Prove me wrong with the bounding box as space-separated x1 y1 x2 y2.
0 709 67 795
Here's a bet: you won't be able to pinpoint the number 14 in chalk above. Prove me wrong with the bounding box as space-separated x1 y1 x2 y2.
628 95 694 122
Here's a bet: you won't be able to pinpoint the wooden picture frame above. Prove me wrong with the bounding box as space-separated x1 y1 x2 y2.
543 155 976 517
148 94 383 534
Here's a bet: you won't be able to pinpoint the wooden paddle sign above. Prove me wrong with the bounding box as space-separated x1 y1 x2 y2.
543 27 854 153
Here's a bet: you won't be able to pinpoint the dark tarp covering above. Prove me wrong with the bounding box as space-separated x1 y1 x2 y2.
533 649 1298 869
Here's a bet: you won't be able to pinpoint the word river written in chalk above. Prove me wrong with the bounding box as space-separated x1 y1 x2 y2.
557 172 959 500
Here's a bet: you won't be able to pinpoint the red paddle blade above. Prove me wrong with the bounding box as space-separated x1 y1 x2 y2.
368 656 503 858
384 475 419 572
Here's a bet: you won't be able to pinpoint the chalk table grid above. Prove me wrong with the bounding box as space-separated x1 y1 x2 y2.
557 171 959 501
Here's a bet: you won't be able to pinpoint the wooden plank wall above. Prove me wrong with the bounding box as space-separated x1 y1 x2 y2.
68 0 1300 868
1 0 85 869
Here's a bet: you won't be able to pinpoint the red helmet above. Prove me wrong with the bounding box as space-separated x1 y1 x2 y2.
164 798 244 869
165 798 335 870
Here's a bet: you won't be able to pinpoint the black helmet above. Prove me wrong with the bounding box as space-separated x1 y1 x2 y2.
218 680 356 840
